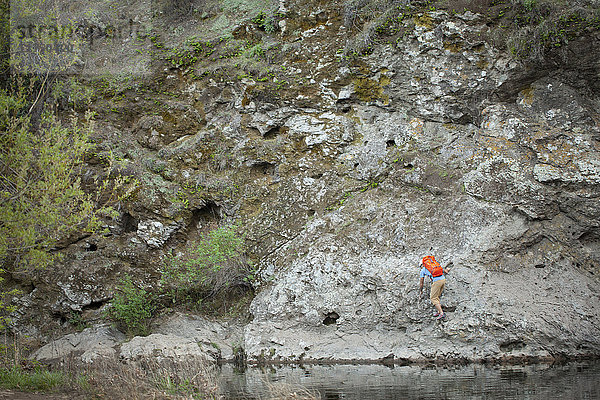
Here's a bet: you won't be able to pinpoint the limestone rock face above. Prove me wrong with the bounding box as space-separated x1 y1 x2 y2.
137 220 180 249
10 2 600 363
153 313 244 361
240 8 600 362
33 314 243 364
32 325 125 363
120 334 209 361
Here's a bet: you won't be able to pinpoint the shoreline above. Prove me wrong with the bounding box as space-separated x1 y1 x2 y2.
221 353 600 369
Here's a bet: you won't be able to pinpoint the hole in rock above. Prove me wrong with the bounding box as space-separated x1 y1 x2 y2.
263 126 281 140
534 264 545 269
323 312 339 326
353 163 359 168
84 243 98 252
578 230 599 242
386 139 396 148
185 201 222 241
252 161 276 175
191 201 221 227
499 340 526 352
403 163 414 169
455 114 473 125
316 11 328 23
578 231 600 255
121 212 138 233
247 127 262 137
83 300 106 311
307 209 316 217
340 104 351 113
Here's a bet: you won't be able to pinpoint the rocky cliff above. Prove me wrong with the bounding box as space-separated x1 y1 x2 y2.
10 0 600 364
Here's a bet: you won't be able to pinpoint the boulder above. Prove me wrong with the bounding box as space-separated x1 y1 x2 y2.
32 325 125 363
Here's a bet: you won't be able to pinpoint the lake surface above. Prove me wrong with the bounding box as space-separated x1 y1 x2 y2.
218 360 600 399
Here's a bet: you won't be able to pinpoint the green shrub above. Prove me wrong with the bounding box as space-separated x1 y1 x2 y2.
107 275 156 337
252 11 279 33
0 73 135 277
0 73 134 329
160 224 255 306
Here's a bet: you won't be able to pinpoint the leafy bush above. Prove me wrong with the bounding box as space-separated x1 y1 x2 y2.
1 0 139 278
160 224 255 306
108 275 156 337
1 89 98 271
252 11 279 33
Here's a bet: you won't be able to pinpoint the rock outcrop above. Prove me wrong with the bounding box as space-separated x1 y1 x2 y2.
9 0 600 364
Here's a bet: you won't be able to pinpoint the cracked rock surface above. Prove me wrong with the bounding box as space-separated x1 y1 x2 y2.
12 1 600 363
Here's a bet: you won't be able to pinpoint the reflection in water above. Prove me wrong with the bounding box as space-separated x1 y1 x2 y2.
218 361 600 399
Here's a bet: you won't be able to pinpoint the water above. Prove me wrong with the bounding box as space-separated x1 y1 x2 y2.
218 360 600 399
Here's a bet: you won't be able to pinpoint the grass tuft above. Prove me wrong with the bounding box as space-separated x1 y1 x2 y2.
0 367 66 392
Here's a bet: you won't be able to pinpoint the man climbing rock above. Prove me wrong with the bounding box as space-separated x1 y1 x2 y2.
419 256 452 320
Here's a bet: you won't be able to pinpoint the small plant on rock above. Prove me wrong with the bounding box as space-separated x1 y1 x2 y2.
160 224 255 312
107 275 156 337
252 11 279 33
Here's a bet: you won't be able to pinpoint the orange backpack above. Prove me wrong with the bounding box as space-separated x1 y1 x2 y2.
422 256 443 277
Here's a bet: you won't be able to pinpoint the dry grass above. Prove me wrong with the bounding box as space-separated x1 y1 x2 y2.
60 355 223 399
263 381 322 400
0 333 320 399
59 356 322 400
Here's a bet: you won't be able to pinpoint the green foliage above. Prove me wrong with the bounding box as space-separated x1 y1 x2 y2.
0 335 72 392
165 37 219 69
2 0 138 282
67 311 88 332
341 1 417 60
0 77 129 274
0 87 92 271
0 336 65 391
243 42 265 59
161 224 255 304
0 366 66 392
50 77 95 110
9 0 83 75
504 2 600 61
107 275 156 337
172 181 206 209
252 11 279 33
522 0 537 12
0 1 10 76
360 181 379 192
0 66 137 302
0 281 20 331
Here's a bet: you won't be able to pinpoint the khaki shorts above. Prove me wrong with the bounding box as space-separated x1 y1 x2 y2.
430 279 446 306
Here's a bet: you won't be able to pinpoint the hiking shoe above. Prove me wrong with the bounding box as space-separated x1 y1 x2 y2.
433 312 440 317
436 313 446 320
